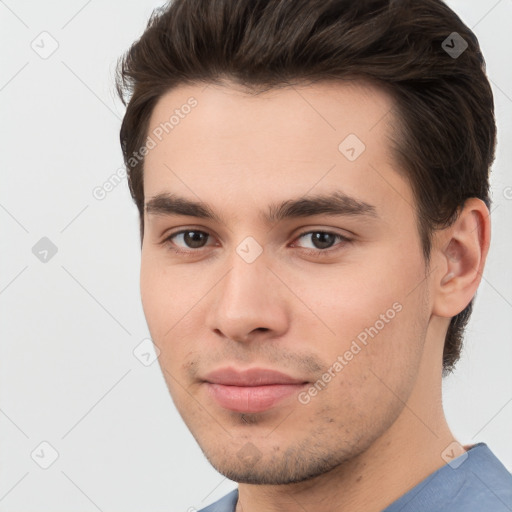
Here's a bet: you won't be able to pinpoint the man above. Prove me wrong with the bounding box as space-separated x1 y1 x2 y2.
115 0 512 510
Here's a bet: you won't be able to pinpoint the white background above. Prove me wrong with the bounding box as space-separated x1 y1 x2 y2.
1 0 511 510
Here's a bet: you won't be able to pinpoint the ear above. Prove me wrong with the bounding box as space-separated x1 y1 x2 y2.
431 198 491 318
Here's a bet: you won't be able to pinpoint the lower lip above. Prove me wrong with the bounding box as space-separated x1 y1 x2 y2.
205 382 307 413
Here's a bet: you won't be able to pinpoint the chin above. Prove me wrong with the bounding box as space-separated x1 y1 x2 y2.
200 440 351 485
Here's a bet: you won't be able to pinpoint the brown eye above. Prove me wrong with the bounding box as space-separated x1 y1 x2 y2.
295 231 349 251
181 230 209 249
309 232 336 250
164 230 212 251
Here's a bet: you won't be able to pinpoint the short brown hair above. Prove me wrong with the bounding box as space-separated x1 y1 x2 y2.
115 0 496 375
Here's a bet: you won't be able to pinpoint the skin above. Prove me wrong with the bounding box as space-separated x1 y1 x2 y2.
139 80 490 512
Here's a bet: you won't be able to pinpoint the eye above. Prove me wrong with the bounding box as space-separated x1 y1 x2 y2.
292 230 351 255
162 229 214 253
160 228 351 257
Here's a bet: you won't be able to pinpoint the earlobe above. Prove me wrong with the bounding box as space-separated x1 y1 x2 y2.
432 198 491 318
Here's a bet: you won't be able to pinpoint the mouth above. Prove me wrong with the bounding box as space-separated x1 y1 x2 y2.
202 367 309 413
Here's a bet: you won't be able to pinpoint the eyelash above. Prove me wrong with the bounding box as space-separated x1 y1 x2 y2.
160 229 351 257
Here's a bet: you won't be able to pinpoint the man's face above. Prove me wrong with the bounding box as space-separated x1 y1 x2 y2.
140 81 432 484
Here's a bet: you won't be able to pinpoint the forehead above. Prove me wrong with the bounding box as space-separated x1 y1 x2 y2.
143 80 412 224
146 79 396 157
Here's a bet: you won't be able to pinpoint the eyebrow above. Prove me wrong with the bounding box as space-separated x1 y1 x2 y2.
144 191 378 225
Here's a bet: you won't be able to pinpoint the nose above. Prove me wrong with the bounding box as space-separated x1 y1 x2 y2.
205 249 289 343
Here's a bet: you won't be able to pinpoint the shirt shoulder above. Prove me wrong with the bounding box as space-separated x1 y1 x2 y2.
197 488 238 512
383 443 512 512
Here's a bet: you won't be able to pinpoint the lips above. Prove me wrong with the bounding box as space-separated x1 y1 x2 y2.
202 367 308 413
203 367 307 386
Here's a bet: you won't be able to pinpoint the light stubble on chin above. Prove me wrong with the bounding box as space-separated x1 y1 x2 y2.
199 404 401 485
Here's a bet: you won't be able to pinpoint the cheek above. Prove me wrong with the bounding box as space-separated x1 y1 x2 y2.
140 257 166 333
140 256 207 375
305 302 426 437
298 260 428 412
140 252 192 330
140 256 186 361
288 257 420 346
